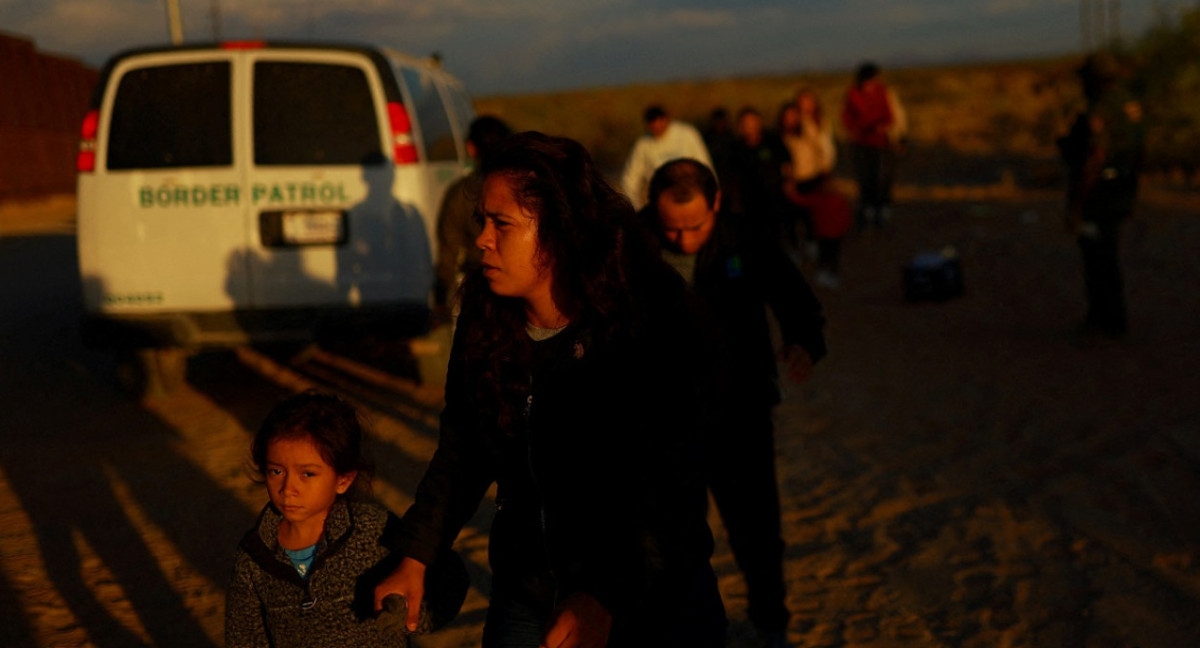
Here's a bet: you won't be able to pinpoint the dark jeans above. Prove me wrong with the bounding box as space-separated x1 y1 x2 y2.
482 592 546 648
483 580 727 647
817 238 842 274
850 144 892 229
790 176 825 246
708 408 788 633
1079 222 1127 335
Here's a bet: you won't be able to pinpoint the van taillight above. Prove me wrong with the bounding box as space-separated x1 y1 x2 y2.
221 40 265 50
387 102 419 164
77 109 99 172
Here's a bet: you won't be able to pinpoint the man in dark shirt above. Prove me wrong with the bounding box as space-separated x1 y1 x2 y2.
641 158 827 648
725 106 793 244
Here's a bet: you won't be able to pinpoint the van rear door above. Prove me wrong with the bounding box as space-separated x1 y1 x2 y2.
243 49 428 309
78 51 251 314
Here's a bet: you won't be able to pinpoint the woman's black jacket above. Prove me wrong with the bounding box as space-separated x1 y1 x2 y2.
395 268 726 643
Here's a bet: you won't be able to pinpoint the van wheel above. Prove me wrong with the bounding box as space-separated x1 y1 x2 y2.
116 347 191 398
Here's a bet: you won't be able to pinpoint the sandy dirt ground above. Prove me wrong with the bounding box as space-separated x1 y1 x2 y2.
0 185 1198 647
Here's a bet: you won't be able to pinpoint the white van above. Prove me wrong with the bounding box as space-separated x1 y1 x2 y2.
76 42 474 389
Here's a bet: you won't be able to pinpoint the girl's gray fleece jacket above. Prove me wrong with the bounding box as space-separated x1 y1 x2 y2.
225 498 408 648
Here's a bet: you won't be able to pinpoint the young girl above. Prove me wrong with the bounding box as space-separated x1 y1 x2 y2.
226 390 412 648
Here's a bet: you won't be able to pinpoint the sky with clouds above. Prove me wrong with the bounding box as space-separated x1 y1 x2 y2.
0 0 1177 95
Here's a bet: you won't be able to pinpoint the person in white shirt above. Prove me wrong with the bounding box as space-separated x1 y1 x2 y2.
784 89 837 188
621 105 713 210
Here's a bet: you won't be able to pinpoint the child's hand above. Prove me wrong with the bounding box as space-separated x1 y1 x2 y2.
374 557 427 631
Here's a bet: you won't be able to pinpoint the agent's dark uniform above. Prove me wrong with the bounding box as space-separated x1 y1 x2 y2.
1059 58 1145 337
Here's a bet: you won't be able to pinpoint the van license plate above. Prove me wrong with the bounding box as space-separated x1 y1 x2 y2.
281 211 344 245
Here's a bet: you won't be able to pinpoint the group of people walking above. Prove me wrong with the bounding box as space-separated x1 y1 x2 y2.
222 51 1143 648
227 125 826 648
223 61 910 648
672 63 907 290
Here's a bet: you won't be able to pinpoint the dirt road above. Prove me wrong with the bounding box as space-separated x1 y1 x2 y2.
1 189 1197 647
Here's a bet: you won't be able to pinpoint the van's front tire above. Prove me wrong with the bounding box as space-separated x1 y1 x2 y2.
116 347 191 398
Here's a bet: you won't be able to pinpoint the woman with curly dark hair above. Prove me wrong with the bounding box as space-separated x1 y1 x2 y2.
374 132 726 647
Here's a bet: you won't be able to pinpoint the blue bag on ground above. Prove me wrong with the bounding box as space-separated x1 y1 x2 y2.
904 247 963 302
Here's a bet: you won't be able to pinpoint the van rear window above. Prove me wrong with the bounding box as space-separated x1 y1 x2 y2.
254 62 384 166
107 62 232 169
400 67 459 162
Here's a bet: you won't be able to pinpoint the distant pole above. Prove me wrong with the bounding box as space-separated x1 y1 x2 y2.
1080 0 1117 51
1109 0 1121 46
211 0 222 41
165 0 183 45
1081 0 1092 51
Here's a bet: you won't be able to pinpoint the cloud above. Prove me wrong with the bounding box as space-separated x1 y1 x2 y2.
14 0 165 58
986 0 1073 15
662 8 736 28
870 2 962 28
216 0 546 26
984 0 1035 14
566 4 741 45
1 0 1163 94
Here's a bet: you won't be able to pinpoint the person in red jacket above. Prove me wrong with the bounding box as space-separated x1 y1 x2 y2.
841 62 896 231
